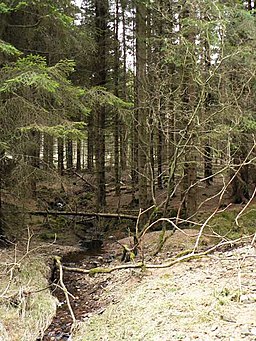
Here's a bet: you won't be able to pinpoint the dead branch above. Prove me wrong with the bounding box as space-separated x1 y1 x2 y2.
26 210 138 220
73 172 96 190
7 19 42 29
54 256 76 324
59 237 246 275
235 185 256 227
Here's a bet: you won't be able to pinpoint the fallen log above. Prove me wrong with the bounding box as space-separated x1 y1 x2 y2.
26 210 138 220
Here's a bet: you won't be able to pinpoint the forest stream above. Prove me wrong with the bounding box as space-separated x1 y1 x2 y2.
41 246 114 341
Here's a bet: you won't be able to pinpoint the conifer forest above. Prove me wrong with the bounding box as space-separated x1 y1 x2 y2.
1 1 256 340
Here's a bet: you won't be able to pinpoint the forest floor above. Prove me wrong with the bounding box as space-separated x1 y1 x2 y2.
1 173 256 340
1 229 256 341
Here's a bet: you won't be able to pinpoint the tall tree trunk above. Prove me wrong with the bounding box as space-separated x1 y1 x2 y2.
183 148 197 216
149 123 155 198
94 0 108 210
131 111 139 205
114 0 121 196
120 0 128 171
181 3 197 217
204 140 213 185
230 2 252 203
131 7 138 205
0 150 4 235
157 117 164 189
136 0 149 209
231 136 250 204
203 29 213 186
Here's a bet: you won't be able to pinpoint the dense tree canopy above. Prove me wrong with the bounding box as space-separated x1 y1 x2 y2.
1 0 256 234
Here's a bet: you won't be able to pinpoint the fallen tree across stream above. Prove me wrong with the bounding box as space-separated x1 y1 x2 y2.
26 210 138 220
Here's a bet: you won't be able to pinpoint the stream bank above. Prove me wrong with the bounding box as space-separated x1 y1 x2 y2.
2 229 256 341
42 243 119 341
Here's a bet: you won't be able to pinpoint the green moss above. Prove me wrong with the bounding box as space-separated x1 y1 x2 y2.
79 192 93 203
239 208 256 234
208 211 242 239
207 207 256 239
43 216 71 232
39 232 57 241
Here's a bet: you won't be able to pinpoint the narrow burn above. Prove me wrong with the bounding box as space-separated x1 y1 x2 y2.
42 251 111 341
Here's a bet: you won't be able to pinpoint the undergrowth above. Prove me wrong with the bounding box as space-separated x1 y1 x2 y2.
0 252 56 341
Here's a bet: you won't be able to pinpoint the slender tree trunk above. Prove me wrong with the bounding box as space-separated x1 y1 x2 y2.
76 139 81 171
66 139 73 171
204 141 213 185
231 136 250 204
147 7 155 201
114 0 121 196
57 137 64 175
203 30 213 186
136 0 149 209
131 7 138 205
131 111 139 204
28 130 40 197
0 151 4 235
157 100 165 190
94 0 108 210
87 114 94 171
120 0 127 171
181 3 197 217
183 149 197 216
43 133 54 170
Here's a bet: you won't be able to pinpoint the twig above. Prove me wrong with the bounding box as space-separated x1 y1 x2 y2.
235 186 256 227
73 172 96 190
54 256 76 324
251 232 256 246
